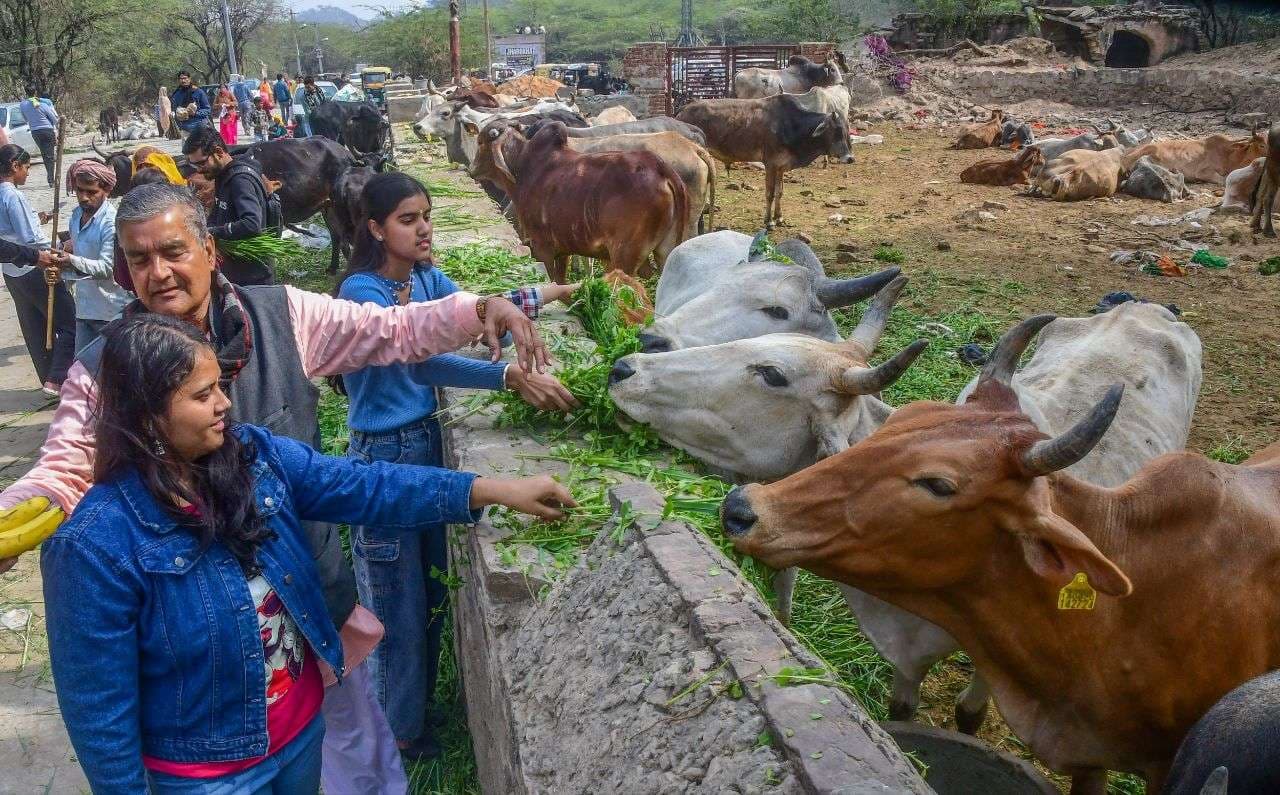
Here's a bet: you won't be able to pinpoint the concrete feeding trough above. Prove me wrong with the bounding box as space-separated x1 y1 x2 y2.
882 722 1059 795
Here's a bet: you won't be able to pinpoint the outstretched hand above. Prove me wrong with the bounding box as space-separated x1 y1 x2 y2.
482 296 549 373
537 282 581 305
470 476 577 522
506 367 578 412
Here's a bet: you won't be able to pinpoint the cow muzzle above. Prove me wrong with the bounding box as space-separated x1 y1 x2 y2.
607 359 636 385
840 153 856 164
637 332 672 353
721 487 759 537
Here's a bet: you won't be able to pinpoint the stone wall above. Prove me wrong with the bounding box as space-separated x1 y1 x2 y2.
441 346 930 794
622 42 669 117
942 66 1280 117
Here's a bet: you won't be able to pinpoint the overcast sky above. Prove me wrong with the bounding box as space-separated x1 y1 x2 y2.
282 0 419 18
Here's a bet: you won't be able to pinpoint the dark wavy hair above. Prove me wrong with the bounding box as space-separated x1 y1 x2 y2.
329 171 433 395
0 144 31 177
93 314 274 573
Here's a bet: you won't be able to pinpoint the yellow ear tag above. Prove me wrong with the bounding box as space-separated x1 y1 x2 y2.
1057 572 1096 610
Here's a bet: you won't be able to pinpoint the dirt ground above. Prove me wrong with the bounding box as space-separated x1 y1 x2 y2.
711 125 1280 458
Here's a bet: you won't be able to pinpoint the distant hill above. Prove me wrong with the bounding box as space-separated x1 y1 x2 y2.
297 6 364 28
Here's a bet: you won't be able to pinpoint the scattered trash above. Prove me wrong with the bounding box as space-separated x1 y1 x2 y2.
284 223 331 249
1110 249 1160 267
957 343 988 365
1132 207 1214 227
1140 255 1186 277
1259 257 1280 276
849 134 885 145
827 213 846 223
1190 249 1229 269
0 607 31 631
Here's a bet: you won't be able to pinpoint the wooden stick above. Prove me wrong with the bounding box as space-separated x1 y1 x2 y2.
44 115 67 351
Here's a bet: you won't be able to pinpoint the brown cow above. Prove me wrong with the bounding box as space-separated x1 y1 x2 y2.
722 314 1280 794
960 146 1045 186
1124 131 1266 184
953 109 1006 150
1250 124 1279 236
468 121 688 283
602 271 654 325
676 93 853 229
1036 147 1128 201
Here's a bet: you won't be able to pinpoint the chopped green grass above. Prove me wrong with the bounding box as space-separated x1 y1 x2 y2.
873 245 906 264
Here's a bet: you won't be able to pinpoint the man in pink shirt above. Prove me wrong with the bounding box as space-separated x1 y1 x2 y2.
0 184 552 794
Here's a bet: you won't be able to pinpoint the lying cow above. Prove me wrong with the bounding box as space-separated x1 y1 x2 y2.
590 106 637 126
1036 147 1128 201
677 94 853 229
734 55 842 98
1120 155 1189 202
640 231 900 352
1251 123 1279 236
524 116 707 146
468 121 689 282
722 309 1234 792
1031 132 1120 166
999 117 1034 149
953 109 1005 150
1124 130 1266 184
960 146 1044 186
1219 157 1264 214
1164 670 1280 795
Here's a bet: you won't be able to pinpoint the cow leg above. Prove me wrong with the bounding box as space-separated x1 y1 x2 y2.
772 566 797 626
321 205 343 274
770 168 787 227
763 166 776 230
548 255 569 284
1067 770 1108 795
954 672 991 734
1258 168 1279 236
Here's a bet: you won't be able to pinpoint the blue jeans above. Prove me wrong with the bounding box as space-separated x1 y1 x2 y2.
348 418 449 742
146 713 324 794
296 117 311 137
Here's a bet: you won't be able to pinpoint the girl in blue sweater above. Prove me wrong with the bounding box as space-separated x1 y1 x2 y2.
335 172 577 759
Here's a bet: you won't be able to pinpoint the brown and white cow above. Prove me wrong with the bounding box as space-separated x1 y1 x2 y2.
953 109 1005 150
722 314 1280 794
1124 131 1267 185
960 146 1045 186
1250 124 1278 237
676 94 853 229
468 121 689 282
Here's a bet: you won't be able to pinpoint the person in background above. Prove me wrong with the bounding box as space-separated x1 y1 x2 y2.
298 75 326 138
273 72 293 123
216 85 239 146
0 119 9 148
42 313 573 793
0 182 553 793
170 71 211 137
154 86 174 139
267 114 289 140
17 85 58 188
249 96 270 143
131 147 187 187
0 145 76 394
333 76 365 103
53 160 132 353
183 126 271 285
258 78 275 113
334 172 578 761
232 75 253 136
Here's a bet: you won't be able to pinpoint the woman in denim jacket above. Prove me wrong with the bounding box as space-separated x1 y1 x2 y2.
41 314 574 794
334 172 579 760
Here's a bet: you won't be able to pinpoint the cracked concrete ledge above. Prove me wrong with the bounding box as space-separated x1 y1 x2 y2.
440 361 930 793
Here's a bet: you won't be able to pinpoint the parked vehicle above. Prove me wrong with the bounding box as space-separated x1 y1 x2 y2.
0 103 38 158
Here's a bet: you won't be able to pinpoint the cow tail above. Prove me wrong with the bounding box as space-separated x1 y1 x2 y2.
698 145 716 234
672 168 691 243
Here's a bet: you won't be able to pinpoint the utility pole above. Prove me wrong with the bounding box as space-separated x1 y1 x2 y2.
314 26 325 75
218 0 239 77
290 10 303 76
449 0 462 83
483 0 493 77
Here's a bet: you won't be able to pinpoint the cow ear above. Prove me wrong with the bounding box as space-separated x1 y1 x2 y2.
1017 489 1131 598
462 121 480 136
811 118 829 139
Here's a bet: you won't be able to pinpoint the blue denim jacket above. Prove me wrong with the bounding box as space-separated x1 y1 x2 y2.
42 424 479 793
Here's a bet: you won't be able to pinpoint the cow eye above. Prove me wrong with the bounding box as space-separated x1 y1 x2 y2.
753 365 789 387
761 306 790 321
913 477 957 498
489 128 500 139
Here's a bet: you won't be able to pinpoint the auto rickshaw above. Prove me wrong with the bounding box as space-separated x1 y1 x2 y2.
360 66 393 109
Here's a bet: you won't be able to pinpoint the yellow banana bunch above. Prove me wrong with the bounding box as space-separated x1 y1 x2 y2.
0 497 65 559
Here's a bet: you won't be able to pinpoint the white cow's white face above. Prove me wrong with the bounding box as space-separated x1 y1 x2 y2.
412 102 462 140
642 263 838 353
609 334 923 481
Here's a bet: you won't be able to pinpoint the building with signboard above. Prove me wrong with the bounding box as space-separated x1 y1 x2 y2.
494 32 546 71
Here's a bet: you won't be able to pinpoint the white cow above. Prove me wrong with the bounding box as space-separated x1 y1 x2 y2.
590 106 637 126
790 85 851 124
640 231 900 353
734 56 843 99
412 99 577 164
614 300 1202 733
1220 157 1266 214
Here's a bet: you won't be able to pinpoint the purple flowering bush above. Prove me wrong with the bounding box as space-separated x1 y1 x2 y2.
864 34 915 93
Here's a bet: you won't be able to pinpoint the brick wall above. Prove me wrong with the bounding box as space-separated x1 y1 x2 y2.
622 42 668 117
799 42 836 63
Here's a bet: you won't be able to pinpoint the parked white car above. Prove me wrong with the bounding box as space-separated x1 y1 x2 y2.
0 103 39 159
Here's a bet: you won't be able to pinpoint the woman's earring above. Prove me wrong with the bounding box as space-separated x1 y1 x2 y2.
152 437 166 456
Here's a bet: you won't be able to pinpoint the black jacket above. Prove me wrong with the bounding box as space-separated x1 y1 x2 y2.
0 237 40 268
210 157 273 285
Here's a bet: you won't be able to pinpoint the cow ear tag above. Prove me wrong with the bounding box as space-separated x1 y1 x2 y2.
1057 572 1096 610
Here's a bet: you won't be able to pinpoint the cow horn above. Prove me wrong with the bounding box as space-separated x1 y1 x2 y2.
748 230 772 262
91 137 110 160
772 237 820 270
848 275 908 350
835 339 928 395
491 133 516 184
818 267 902 311
1021 384 1124 476
979 314 1055 387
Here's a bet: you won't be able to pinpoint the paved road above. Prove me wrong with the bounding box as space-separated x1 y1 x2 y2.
0 132 178 795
